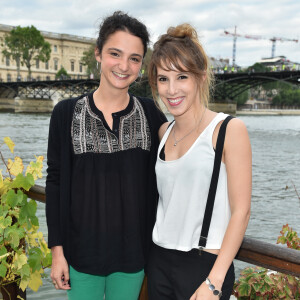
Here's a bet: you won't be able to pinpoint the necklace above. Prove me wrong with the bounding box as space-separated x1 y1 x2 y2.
172 107 206 146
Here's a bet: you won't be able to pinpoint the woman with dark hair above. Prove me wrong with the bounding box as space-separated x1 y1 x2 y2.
147 23 252 300
46 11 166 300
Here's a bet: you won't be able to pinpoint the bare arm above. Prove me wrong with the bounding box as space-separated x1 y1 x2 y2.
191 118 252 300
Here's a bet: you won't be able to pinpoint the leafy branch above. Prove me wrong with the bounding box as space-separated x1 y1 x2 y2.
0 137 51 292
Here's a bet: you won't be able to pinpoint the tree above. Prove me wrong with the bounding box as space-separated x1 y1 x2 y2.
247 62 271 73
272 88 300 107
1 29 22 79
81 45 99 79
141 47 153 76
235 90 249 106
55 66 69 80
2 25 51 79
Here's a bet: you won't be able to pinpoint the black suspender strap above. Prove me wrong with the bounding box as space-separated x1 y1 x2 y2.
167 120 175 129
198 115 234 252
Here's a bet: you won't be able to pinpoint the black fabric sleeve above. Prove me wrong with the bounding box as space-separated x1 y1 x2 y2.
45 103 63 248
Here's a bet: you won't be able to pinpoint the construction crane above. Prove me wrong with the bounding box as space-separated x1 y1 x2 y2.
222 26 298 66
269 36 298 58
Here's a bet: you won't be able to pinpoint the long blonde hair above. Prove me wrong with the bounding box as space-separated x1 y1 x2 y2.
148 23 214 107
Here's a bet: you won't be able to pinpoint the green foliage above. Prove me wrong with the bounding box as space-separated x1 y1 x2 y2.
235 90 249 106
2 25 51 78
234 224 300 299
277 224 300 250
247 63 271 73
141 47 153 76
0 137 51 292
272 88 300 107
55 66 70 80
233 267 300 299
81 45 99 79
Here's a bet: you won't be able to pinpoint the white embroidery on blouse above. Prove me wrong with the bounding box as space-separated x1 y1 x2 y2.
71 96 151 154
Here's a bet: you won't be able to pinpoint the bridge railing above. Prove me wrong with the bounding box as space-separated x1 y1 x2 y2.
1 71 300 102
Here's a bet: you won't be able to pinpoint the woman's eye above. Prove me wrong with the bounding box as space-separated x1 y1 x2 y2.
158 77 167 82
178 75 188 80
131 57 141 63
110 52 119 57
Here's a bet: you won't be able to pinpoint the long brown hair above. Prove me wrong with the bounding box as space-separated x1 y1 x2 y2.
148 23 214 107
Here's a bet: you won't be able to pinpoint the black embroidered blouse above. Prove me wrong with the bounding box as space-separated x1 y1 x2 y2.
46 92 166 275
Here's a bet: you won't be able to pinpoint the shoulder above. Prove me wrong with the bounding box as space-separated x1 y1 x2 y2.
158 122 171 141
226 117 248 138
52 94 87 115
224 117 251 156
134 95 157 110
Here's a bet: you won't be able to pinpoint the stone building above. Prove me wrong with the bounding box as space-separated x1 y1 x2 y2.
0 24 96 82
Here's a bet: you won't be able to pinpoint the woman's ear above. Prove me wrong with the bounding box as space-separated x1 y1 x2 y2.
95 47 101 63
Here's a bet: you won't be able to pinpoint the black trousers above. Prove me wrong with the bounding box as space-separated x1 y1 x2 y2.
147 244 235 300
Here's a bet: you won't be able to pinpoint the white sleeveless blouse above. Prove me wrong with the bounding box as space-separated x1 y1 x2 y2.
153 113 231 251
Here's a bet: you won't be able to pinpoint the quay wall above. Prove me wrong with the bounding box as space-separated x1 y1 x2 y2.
0 98 55 113
209 102 237 115
0 98 237 114
0 98 14 112
14 98 54 113
237 109 300 115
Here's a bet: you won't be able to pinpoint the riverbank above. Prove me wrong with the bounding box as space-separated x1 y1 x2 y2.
237 109 300 115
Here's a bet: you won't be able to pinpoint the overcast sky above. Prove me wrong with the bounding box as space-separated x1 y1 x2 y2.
0 0 299 67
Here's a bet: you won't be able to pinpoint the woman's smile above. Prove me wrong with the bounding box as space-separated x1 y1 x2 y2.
112 71 130 80
167 97 185 106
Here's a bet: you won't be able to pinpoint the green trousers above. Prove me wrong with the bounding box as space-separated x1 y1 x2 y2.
67 266 144 300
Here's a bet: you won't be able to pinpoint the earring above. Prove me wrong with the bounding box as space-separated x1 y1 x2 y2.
97 62 99 69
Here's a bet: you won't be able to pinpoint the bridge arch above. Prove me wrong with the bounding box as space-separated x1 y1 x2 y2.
213 71 300 101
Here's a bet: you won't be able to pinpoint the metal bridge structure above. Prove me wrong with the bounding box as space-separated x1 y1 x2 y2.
214 70 300 101
0 79 99 100
0 71 300 101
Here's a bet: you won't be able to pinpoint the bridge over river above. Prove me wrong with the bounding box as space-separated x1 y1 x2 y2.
0 71 299 113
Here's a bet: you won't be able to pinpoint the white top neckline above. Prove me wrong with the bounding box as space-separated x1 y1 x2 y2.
158 113 224 163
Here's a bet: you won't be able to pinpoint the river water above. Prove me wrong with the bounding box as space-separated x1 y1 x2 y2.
0 112 299 299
